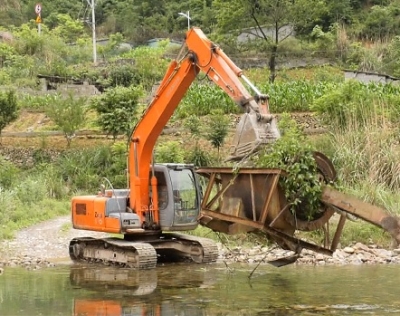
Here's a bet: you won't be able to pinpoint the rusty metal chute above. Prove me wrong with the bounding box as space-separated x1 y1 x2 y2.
197 167 335 254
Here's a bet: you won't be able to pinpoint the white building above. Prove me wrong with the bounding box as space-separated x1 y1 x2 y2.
237 25 294 43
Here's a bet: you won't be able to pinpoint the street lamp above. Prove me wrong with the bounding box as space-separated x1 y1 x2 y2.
178 11 191 30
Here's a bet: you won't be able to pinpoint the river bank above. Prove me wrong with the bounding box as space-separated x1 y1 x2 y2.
1 216 400 271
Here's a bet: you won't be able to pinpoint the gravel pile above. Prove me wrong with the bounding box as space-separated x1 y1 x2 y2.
220 242 400 266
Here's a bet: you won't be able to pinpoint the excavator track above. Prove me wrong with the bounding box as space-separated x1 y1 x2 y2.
69 237 157 269
69 234 219 269
162 233 219 264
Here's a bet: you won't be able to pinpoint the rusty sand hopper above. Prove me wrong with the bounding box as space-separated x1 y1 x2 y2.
197 152 400 267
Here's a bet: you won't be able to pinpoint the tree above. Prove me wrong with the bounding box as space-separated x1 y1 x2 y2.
206 109 229 160
45 93 87 147
52 14 87 43
362 5 398 41
0 90 18 144
91 85 144 141
213 0 326 82
183 115 213 166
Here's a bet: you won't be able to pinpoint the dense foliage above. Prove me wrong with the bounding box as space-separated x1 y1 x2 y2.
254 114 323 220
2 1 400 79
0 90 18 138
3 1 400 42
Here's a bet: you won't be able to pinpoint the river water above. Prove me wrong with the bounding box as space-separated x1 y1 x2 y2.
0 262 399 316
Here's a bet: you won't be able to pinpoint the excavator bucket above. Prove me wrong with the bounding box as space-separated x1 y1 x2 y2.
267 253 300 267
228 111 280 161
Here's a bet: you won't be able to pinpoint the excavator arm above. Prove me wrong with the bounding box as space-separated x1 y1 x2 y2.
128 27 280 223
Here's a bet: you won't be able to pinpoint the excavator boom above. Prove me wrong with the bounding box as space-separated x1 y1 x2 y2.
129 27 279 222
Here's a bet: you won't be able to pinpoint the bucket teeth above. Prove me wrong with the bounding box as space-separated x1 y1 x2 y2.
228 112 280 161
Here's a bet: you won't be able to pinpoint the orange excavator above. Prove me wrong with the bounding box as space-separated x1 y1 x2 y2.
70 28 400 269
69 27 280 268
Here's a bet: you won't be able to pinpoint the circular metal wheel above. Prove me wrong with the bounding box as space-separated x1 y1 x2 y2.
284 151 337 232
313 151 337 184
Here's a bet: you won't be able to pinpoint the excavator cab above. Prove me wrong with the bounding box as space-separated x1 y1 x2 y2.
152 163 202 231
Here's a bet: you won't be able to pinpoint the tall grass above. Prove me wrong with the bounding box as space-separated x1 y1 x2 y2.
0 174 69 239
174 83 239 119
314 84 400 223
331 121 400 191
0 144 129 239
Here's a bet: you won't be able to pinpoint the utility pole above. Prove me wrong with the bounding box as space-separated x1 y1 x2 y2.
178 11 191 31
86 0 97 64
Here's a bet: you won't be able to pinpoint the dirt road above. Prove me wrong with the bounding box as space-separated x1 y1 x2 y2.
0 216 107 264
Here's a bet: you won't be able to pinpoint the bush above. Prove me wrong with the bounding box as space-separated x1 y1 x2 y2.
184 146 213 167
0 90 18 137
155 141 185 163
53 145 127 192
91 85 144 140
0 157 19 189
254 113 323 220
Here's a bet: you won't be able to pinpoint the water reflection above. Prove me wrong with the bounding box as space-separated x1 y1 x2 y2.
1 264 400 315
70 264 213 316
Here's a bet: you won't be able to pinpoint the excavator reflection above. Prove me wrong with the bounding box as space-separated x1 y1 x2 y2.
71 265 213 316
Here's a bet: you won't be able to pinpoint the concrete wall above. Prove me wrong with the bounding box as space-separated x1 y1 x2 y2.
237 25 294 43
344 70 400 85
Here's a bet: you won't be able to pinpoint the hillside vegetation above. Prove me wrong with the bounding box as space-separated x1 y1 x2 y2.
2 0 400 79
1 0 400 247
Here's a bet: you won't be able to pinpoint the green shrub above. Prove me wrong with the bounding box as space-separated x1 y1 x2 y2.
0 89 18 137
14 176 48 206
155 141 185 163
254 113 323 220
108 64 141 87
53 145 128 193
91 85 144 140
175 83 239 118
0 157 19 189
184 145 213 167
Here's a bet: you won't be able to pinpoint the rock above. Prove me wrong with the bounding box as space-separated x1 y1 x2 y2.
248 248 261 256
343 247 355 254
393 248 400 255
354 242 371 252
